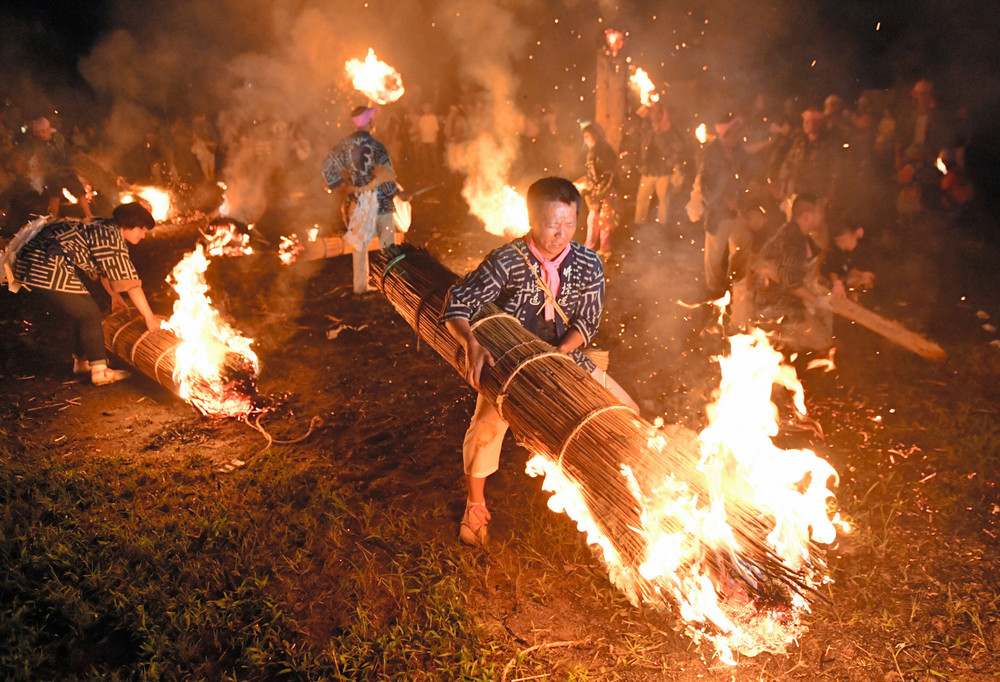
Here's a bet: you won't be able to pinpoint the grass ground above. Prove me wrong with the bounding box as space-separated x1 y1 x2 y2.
2 189 1000 679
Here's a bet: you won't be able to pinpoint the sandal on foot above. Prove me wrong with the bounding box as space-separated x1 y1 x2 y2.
91 368 131 386
459 501 491 546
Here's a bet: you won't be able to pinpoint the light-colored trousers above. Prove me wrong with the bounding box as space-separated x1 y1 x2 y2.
352 212 396 294
634 174 670 224
463 367 639 478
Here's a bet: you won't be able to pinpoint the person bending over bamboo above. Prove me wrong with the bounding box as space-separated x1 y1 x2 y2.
442 176 639 546
2 203 161 385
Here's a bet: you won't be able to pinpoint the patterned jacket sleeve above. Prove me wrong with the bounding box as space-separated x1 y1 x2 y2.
91 224 141 292
568 253 604 344
440 248 509 322
321 146 347 189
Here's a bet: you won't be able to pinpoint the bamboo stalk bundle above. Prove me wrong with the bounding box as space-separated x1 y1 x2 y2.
829 296 947 362
298 232 405 262
102 309 258 415
369 245 822 609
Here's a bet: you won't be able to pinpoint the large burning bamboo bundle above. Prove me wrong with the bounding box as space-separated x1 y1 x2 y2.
102 309 258 417
369 245 833 643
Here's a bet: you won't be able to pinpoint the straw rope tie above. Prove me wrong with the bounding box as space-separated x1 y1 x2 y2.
153 346 176 386
110 315 143 350
130 330 153 365
557 404 636 468
380 252 407 295
469 312 519 333
494 351 570 422
412 287 442 347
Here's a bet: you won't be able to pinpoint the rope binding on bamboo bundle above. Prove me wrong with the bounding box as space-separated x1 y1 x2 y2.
494 350 576 422
557 404 638 467
379 251 408 294
110 314 144 349
130 329 154 365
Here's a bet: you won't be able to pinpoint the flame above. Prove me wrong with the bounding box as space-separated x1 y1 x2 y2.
204 221 253 258
121 186 172 222
526 328 845 661
345 48 405 105
630 68 660 108
935 155 948 174
61 188 79 204
278 234 304 266
466 185 530 238
696 123 708 145
164 244 259 417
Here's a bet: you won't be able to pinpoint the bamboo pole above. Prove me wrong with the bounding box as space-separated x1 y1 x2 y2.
829 296 947 362
298 232 405 262
369 245 822 609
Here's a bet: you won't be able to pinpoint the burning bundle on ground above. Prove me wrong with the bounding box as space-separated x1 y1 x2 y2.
103 227 260 418
370 244 843 661
103 309 258 418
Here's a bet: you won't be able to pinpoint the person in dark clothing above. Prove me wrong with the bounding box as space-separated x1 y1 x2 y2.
579 124 618 258
2 203 160 385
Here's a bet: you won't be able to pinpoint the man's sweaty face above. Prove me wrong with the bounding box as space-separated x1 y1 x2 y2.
530 200 577 259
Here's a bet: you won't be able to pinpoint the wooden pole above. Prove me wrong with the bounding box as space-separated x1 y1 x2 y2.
829 296 947 362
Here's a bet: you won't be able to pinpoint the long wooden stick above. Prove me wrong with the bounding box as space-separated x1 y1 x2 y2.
829 296 947 362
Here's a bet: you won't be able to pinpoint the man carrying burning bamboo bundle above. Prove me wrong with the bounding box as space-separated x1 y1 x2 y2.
321 105 408 294
1 203 160 385
442 177 638 545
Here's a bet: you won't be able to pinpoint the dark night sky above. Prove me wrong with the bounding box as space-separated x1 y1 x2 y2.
4 0 999 112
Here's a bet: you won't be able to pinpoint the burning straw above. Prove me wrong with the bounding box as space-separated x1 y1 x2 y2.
369 244 843 661
103 309 258 418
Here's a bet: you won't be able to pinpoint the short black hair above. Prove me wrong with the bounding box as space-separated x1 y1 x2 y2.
351 105 369 118
526 177 581 225
113 203 156 229
791 193 820 220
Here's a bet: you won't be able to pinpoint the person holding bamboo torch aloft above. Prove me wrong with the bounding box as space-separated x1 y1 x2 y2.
321 105 409 294
442 177 639 546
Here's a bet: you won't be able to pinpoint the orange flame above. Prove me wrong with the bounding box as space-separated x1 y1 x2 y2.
164 244 259 417
466 185 530 238
935 155 948 174
278 234 303 266
630 68 660 108
526 328 845 662
61 188 79 204
204 221 253 258
696 123 708 145
345 48 405 105
121 186 172 222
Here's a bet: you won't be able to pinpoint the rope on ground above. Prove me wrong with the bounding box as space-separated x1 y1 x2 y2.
222 414 323 471
500 638 591 682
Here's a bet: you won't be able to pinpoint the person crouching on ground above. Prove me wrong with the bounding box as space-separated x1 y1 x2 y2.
751 193 833 353
3 203 161 385
442 176 639 546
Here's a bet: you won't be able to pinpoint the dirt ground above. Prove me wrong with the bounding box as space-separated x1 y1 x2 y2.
3 182 1000 679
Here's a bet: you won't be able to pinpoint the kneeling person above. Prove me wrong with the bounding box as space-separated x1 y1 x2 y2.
442 176 638 546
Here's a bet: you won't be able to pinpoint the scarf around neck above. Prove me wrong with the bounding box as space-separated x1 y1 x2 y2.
526 235 571 321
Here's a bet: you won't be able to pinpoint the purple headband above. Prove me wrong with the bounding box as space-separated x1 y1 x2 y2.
352 107 379 127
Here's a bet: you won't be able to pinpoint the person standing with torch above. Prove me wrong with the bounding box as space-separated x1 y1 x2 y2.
321 105 408 294
442 177 638 546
